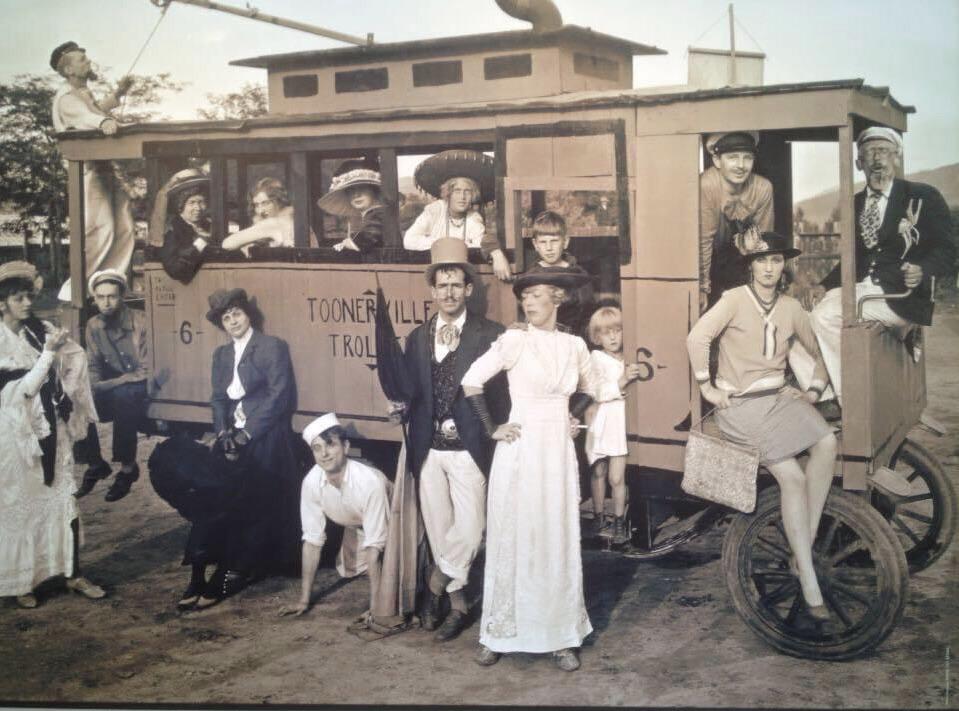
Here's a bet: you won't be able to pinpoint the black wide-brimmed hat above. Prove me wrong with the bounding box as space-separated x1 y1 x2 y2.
742 231 802 260
206 288 256 328
414 150 495 203
512 266 591 297
317 158 382 217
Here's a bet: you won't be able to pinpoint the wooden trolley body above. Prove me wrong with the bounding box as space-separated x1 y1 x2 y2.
58 78 920 490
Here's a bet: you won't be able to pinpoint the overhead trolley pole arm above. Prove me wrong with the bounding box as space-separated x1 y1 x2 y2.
150 0 373 45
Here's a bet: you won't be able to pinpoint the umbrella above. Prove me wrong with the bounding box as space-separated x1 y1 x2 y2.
374 275 410 404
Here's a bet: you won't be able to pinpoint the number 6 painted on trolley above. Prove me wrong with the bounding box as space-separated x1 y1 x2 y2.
179 320 193 345
634 347 655 381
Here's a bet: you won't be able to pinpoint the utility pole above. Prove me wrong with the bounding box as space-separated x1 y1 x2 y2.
150 0 373 45
728 3 737 87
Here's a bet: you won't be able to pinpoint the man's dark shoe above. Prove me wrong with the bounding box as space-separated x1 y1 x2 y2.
434 609 468 642
420 590 444 631
75 461 112 498
104 465 140 502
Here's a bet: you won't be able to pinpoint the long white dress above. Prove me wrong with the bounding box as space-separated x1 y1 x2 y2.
461 325 620 653
584 350 627 466
0 321 97 597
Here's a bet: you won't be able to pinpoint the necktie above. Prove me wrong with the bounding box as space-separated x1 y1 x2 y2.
860 192 882 249
438 323 461 352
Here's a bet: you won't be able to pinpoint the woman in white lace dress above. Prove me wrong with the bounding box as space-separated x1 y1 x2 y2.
461 267 621 672
0 261 105 608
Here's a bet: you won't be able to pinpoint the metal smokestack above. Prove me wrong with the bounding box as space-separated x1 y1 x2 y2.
495 0 563 33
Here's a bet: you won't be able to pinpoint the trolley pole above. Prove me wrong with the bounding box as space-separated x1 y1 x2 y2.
728 4 737 87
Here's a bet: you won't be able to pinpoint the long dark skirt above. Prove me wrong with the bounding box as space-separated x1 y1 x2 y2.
149 425 308 576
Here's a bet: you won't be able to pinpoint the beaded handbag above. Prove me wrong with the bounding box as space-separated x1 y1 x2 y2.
681 412 759 514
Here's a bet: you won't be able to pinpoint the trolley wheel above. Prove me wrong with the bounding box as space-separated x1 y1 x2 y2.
722 487 908 660
874 438 957 573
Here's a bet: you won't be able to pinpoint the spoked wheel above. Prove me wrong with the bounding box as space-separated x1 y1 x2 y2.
723 488 908 660
873 438 957 572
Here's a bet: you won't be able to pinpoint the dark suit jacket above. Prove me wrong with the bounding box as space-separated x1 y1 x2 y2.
211 330 297 440
821 179 955 325
404 312 508 478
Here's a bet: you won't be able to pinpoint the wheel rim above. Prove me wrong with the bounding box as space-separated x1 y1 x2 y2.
878 439 956 571
736 494 901 652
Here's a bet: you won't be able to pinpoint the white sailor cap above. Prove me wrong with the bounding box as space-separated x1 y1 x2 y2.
88 268 127 294
302 412 341 446
856 127 902 152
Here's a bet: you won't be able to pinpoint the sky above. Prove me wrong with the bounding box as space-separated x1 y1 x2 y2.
4 0 958 200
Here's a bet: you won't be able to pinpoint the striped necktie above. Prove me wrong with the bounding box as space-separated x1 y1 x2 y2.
860 192 882 249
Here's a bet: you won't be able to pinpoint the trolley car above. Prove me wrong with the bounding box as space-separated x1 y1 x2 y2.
55 12 955 661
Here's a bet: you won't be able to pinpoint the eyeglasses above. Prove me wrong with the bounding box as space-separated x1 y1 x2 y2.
861 146 897 159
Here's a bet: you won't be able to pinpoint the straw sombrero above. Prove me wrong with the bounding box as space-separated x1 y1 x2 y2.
414 150 495 203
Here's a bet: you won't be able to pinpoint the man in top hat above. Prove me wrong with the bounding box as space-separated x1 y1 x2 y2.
74 269 153 501
404 149 514 282
700 131 775 310
283 413 393 620
401 238 508 641
49 42 137 301
790 126 955 405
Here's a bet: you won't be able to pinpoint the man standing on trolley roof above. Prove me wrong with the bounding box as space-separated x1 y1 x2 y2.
699 131 775 310
402 237 508 642
791 126 956 405
49 42 137 301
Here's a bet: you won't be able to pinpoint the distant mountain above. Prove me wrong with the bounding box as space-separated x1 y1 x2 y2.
796 163 959 228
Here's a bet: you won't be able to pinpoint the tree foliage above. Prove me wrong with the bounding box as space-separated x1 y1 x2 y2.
197 83 268 121
0 72 183 231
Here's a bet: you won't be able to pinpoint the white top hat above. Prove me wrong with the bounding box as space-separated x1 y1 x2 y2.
302 412 341 445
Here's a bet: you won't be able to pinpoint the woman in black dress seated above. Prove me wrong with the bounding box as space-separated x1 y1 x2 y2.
150 288 306 610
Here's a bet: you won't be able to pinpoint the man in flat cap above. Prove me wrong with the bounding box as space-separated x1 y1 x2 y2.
50 42 136 301
699 131 775 310
791 127 955 404
74 269 152 501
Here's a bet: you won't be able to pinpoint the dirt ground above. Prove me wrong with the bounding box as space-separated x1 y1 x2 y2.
1 306 957 709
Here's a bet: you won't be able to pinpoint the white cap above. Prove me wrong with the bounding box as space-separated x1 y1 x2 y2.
856 126 902 153
302 412 341 446
87 268 127 294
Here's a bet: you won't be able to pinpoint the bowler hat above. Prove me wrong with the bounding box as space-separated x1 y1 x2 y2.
50 41 84 72
512 266 591 298
317 159 382 217
742 231 801 260
424 237 477 285
206 288 254 328
414 150 495 203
